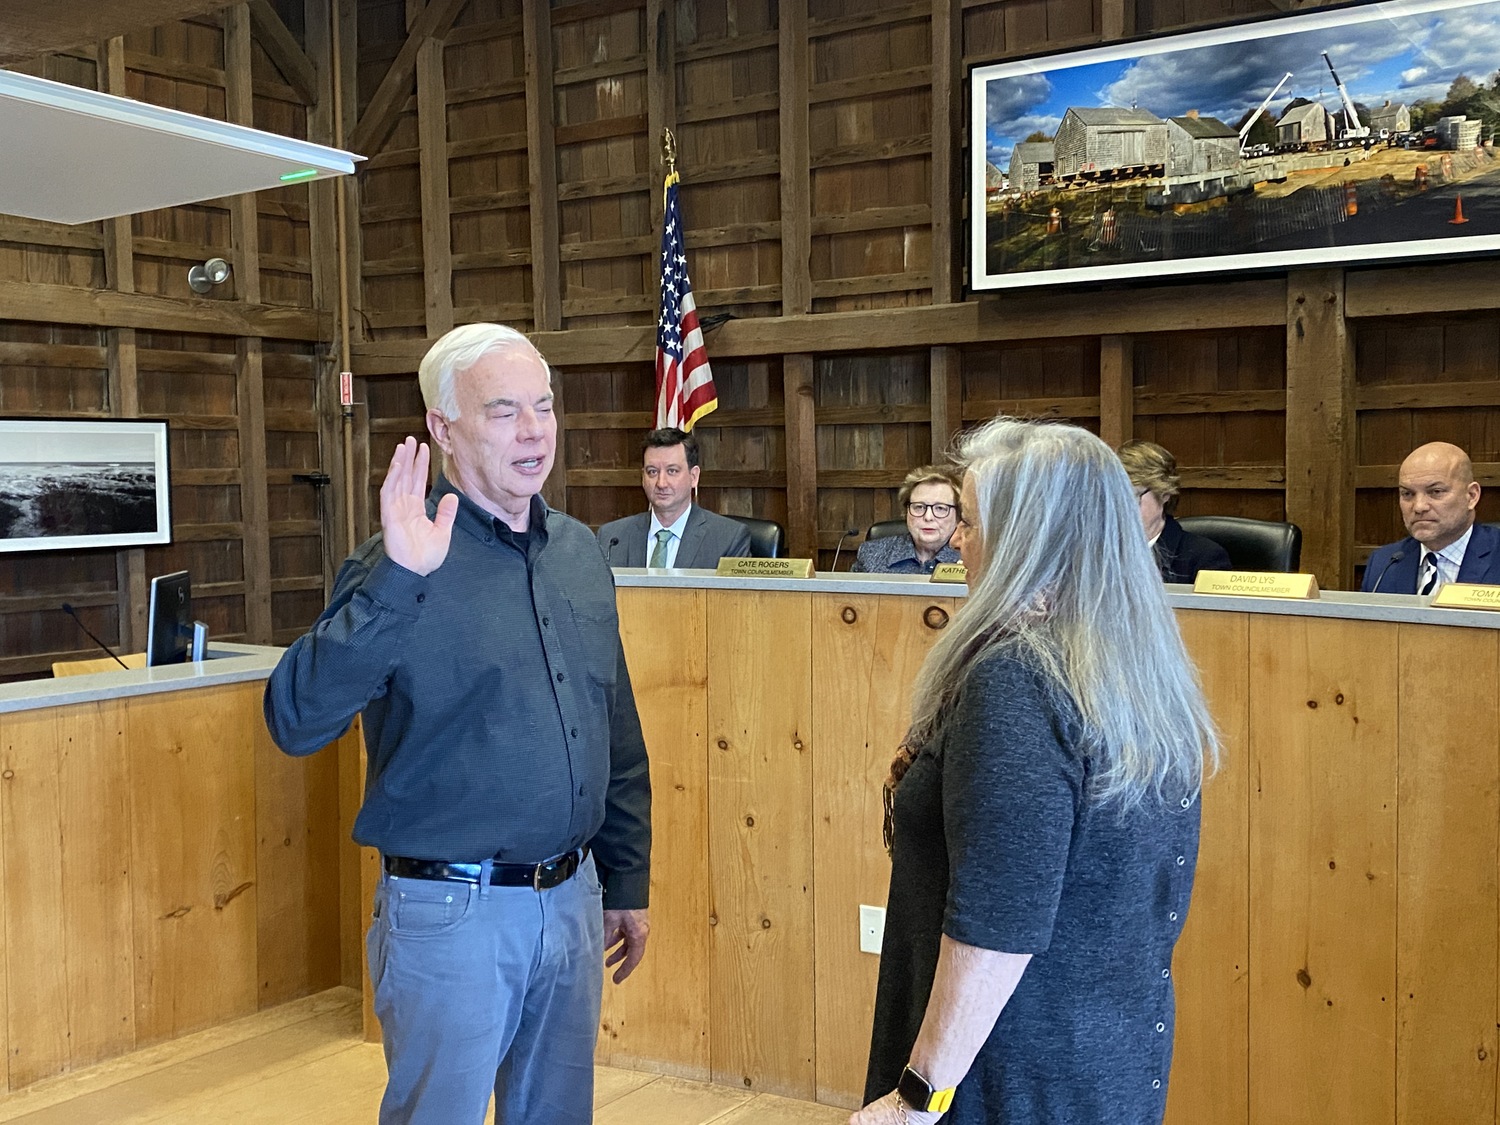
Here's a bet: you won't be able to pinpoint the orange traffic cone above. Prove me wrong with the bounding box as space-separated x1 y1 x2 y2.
1344 181 1358 217
1450 196 1469 225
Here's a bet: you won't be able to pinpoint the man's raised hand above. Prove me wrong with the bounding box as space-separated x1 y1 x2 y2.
379 437 458 576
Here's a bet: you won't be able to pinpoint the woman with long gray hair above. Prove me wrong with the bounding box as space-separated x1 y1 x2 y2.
851 418 1219 1125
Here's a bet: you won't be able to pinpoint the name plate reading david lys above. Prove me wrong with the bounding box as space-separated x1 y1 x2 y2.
930 563 968 584
1431 583 1500 611
1192 570 1320 600
716 557 816 579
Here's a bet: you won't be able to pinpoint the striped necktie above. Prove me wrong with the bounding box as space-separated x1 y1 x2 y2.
649 528 672 568
1419 551 1441 596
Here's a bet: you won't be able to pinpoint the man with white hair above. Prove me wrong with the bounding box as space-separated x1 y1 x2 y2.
264 323 651 1124
1362 440 1500 593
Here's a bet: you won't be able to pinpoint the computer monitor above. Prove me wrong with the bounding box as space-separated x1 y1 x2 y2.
147 570 193 666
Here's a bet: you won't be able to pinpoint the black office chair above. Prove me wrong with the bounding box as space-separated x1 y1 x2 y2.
726 515 786 559
1177 515 1303 573
865 519 908 542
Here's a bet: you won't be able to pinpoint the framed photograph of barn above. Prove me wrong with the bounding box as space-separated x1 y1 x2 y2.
969 0 1500 290
0 418 172 554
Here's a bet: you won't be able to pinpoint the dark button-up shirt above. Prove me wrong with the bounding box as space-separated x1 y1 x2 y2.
263 475 651 910
852 533 960 575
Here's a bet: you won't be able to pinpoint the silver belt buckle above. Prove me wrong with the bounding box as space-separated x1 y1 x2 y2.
532 862 544 892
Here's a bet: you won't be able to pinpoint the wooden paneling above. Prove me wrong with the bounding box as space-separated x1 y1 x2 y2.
1248 616 1397 1125
809 591 953 1108
1394 624 1498 1122
706 591 814 1098
600 587 712 1078
1166 610 1249 1125
0 677 345 1092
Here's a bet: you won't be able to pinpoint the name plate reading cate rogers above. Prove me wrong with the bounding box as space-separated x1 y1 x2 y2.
715 557 816 579
930 563 968 584
1192 570 1320 600
1432 582 1500 611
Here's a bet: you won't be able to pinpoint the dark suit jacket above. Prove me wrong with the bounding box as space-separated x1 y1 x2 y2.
1360 521 1500 593
596 506 753 569
1154 515 1232 585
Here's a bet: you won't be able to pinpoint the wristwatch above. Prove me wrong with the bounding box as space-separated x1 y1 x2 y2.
897 1065 956 1114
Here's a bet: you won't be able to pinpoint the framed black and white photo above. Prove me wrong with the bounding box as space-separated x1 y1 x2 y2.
970 0 1500 289
0 419 171 554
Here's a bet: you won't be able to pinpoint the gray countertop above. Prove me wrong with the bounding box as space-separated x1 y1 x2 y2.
612 568 1500 630
0 642 285 715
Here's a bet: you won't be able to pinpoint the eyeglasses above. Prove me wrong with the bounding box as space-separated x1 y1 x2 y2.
907 502 956 518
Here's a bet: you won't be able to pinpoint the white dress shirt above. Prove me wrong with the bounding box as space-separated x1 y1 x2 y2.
646 506 693 569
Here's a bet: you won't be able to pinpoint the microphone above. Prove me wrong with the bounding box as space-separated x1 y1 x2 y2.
831 527 860 572
606 537 620 565
1370 549 1405 594
61 603 128 669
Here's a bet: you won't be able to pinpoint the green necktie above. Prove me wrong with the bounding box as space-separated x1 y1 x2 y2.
649 528 673 568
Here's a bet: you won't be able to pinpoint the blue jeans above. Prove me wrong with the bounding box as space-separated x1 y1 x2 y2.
367 852 605 1124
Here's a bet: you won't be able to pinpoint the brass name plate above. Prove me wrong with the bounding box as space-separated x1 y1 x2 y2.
930 563 968 584
1431 582 1500 611
1192 570 1320 600
715 557 816 579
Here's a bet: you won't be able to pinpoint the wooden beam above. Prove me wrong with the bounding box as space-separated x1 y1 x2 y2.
779 0 810 316
108 328 148 652
929 0 962 305
1098 334 1134 448
646 0 673 226
349 0 468 156
305 0 349 575
784 354 816 559
248 0 319 105
416 36 453 336
238 338 274 643
351 278 1286 372
99 37 134 294
337 0 366 345
1344 259 1500 319
1285 268 1354 590
0 279 327 340
1101 0 1134 40
523 0 560 331
930 345 961 462
226 4 263 306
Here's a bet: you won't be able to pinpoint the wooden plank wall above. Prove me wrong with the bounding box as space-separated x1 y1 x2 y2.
611 585 1500 1123
0 679 348 1091
0 0 339 679
345 0 1500 584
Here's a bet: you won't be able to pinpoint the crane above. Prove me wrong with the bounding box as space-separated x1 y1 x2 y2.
1240 71 1293 148
1322 51 1368 139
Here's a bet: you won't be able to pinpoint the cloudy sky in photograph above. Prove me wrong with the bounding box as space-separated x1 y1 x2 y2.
983 0 1500 167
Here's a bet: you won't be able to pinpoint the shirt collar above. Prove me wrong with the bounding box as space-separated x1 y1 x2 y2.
432 474 549 544
648 504 693 540
1423 522 1474 568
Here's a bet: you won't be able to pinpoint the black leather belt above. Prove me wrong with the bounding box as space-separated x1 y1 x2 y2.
384 847 588 891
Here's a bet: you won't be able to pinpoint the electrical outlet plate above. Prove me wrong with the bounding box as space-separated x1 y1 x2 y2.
859 904 885 955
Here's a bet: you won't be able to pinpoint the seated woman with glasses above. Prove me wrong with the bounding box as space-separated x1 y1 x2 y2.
853 465 964 575
1116 440 1229 585
854 418 1217 1125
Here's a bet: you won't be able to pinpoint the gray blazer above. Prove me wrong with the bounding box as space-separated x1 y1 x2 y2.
596 506 753 568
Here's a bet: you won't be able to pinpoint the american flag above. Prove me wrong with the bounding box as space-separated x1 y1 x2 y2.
655 171 717 431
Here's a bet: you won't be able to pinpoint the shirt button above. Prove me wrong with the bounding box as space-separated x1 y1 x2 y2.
1152 1080 1161 1090
1162 968 1171 978
1169 911 1178 921
1180 797 1191 808
555 672 565 682
1156 1022 1165 1033
542 616 550 627
578 785 585 796
1176 856 1185 866
415 593 425 604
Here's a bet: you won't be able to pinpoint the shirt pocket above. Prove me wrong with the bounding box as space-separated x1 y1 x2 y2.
563 599 619 690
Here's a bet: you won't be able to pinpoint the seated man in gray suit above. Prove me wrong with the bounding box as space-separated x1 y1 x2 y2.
597 428 752 568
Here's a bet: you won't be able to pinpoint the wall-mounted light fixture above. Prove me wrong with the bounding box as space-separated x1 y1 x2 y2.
187 257 231 294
